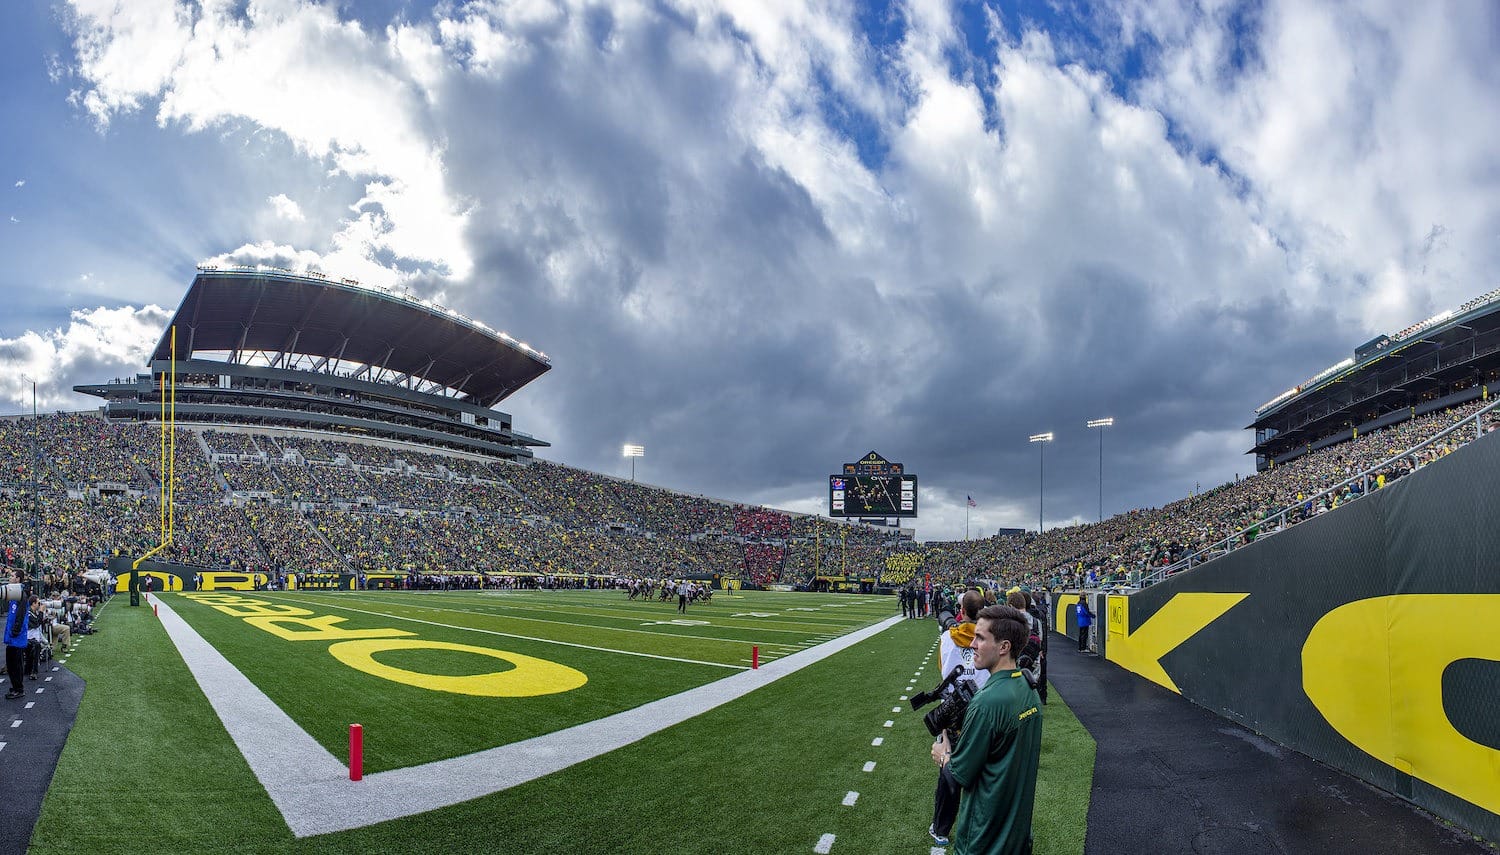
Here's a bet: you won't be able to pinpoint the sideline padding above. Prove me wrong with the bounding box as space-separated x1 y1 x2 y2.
1089 431 1500 842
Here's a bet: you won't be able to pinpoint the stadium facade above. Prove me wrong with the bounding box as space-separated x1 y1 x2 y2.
1249 288 1500 470
76 266 550 458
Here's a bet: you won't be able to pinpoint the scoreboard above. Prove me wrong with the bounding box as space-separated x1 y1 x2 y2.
829 451 917 518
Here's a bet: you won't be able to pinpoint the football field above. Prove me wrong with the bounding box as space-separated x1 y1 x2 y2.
30 589 1093 854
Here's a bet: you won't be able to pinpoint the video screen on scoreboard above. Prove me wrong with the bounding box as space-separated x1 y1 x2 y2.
829 474 918 518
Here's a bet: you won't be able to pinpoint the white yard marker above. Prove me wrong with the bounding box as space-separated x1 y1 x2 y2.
842 791 859 806
34 688 42 694
892 706 901 713
931 847 947 855
883 720 894 728
862 761 876 772
814 833 836 853
51 666 58 672
25 702 34 710
0 742 5 752
871 737 883 746
10 720 20 728
44 676 52 682
900 695 908 700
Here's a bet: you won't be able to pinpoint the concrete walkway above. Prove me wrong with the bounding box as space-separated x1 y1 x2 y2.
1045 635 1494 855
0 647 85 855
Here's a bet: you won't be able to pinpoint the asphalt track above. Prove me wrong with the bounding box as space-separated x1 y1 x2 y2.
0 652 84 855
1045 635 1495 855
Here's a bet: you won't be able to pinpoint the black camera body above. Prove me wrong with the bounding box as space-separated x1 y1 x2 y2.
911 665 979 737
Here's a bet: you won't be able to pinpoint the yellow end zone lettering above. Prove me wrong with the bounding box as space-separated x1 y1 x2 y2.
244 615 416 642
174 592 589 698
328 639 588 697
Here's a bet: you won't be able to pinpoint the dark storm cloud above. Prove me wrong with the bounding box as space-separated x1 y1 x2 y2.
26 0 1499 539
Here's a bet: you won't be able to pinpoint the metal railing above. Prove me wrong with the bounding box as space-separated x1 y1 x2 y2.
1141 397 1500 586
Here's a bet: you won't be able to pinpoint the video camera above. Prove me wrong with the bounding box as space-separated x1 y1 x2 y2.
910 665 978 737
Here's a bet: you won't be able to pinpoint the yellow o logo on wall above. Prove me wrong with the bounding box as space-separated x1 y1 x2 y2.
326 639 588 697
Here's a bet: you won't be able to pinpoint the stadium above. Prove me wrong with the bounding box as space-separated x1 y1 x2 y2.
1 268 1497 854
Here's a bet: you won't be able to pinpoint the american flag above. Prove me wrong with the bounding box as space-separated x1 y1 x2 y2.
966 495 976 507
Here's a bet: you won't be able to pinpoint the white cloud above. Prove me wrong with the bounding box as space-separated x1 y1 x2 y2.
0 304 170 411
12 180 23 188
8 217 17 224
267 193 305 222
47 1 1500 532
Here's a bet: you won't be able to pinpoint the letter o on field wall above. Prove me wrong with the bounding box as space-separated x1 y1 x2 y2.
326 639 588 697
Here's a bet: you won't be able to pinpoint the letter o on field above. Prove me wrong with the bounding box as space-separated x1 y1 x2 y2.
326 639 588 697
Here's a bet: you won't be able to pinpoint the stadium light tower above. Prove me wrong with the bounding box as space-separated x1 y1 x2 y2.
1087 418 1114 523
1028 432 1053 533
622 444 644 481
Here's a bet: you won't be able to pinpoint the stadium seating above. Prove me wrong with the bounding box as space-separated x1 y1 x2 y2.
0 401 1492 586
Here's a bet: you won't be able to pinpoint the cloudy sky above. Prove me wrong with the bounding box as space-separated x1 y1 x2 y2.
0 0 1495 540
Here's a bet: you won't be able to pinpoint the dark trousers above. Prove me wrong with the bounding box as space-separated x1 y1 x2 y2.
25 641 39 677
677 595 687 613
4 646 23 694
1078 626 1089 651
932 762 961 836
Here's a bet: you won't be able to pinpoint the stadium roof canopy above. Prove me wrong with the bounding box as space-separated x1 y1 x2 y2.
154 267 550 407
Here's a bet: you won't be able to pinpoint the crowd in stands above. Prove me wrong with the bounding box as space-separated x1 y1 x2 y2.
203 430 262 457
0 398 1493 588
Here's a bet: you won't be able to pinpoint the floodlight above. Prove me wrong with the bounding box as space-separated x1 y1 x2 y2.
622 444 645 457
1086 418 1114 428
1028 432 1053 443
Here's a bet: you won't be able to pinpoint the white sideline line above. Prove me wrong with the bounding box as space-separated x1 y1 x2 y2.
814 833 836 853
266 598 747 671
153 595 902 838
842 791 859 806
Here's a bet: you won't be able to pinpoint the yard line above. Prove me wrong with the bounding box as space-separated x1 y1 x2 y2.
266 596 747 670
288 594 810 649
383 591 874 630
863 762 876 772
347 592 846 635
842 791 859 806
814 833 836 853
871 737 883 746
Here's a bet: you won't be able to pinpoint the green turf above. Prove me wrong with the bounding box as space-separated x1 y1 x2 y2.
32 595 1095 854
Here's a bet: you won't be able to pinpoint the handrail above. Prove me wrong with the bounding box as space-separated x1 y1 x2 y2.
1141 397 1500 586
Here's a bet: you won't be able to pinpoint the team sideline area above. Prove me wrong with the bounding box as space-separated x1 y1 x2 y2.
21 589 1094 854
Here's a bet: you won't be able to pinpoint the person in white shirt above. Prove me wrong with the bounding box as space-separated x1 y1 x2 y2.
929 590 988 846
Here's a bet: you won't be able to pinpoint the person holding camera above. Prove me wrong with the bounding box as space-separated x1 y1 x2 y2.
928 590 988 846
931 604 1043 855
4 582 30 700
